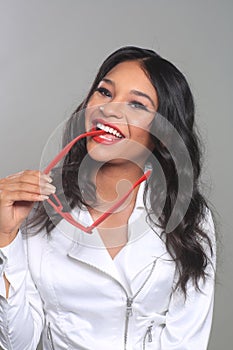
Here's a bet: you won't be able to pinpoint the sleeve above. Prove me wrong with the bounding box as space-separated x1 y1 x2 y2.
0 231 44 350
160 210 216 350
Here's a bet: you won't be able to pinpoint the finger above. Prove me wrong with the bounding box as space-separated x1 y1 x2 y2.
0 190 49 204
2 170 53 186
0 182 56 196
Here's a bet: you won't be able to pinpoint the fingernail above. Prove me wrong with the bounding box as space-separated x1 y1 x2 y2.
42 174 53 183
44 184 56 194
38 195 49 200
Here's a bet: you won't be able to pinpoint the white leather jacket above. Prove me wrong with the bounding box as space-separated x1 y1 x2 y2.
0 186 215 350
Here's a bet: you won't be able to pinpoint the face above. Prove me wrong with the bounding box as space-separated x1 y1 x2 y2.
85 60 158 167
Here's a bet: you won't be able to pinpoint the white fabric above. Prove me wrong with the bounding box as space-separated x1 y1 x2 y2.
0 185 216 350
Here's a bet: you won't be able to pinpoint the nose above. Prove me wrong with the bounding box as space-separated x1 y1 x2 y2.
99 101 125 119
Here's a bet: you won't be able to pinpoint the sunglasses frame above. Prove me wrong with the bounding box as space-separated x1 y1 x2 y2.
43 130 151 233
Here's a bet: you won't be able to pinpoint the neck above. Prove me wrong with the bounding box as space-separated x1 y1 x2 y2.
91 161 145 208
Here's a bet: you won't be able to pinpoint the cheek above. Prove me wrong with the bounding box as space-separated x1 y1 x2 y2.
130 120 153 141
140 132 154 149
84 103 97 128
87 93 102 108
128 112 155 130
130 129 154 155
84 111 89 130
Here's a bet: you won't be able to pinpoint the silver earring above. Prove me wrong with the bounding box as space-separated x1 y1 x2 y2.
99 105 104 112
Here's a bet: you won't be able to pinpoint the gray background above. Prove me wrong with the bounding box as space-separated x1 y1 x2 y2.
0 1 232 349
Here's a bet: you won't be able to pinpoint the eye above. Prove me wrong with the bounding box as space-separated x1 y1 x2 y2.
96 87 112 98
129 101 148 111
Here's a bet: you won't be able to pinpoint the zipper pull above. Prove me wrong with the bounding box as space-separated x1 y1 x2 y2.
47 322 52 340
126 297 133 317
47 322 55 350
147 325 153 343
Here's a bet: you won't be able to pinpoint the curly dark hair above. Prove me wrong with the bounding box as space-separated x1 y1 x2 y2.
27 46 213 295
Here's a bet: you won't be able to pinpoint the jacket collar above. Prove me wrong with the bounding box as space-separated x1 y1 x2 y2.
55 182 168 288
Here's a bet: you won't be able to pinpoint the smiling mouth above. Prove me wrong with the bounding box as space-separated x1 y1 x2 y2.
94 121 124 139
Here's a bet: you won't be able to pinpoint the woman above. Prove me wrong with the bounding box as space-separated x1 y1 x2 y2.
0 46 215 349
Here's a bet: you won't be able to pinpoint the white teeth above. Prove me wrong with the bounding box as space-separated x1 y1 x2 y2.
96 122 123 138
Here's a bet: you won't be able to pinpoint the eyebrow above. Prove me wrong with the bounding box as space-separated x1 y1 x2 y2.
101 78 156 109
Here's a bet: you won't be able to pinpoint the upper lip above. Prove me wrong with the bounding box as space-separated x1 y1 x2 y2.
92 119 125 138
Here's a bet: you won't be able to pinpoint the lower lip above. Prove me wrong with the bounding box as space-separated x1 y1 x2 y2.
92 134 123 145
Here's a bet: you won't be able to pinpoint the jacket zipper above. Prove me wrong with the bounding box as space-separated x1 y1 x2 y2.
80 258 157 350
47 322 55 350
142 323 154 350
124 297 133 349
123 259 157 350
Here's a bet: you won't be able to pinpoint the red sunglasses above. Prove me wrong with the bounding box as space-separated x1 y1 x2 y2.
43 130 151 233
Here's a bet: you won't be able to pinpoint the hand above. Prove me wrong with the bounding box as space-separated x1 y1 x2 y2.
0 170 55 245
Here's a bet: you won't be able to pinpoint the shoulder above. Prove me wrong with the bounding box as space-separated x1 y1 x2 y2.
199 207 216 248
200 207 215 233
199 207 216 270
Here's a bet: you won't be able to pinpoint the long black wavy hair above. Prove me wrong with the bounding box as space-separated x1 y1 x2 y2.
28 46 213 295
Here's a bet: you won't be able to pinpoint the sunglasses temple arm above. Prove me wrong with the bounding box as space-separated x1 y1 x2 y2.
43 130 105 175
46 196 92 233
86 170 152 233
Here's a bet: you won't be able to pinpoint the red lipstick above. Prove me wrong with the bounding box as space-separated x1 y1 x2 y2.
91 119 125 145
